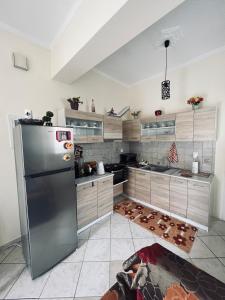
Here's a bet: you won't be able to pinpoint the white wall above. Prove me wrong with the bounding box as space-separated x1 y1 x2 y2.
0 29 129 247
128 49 225 220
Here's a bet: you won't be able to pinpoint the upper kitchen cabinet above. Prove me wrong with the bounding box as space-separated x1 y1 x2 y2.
58 109 103 143
194 107 217 141
123 119 140 142
140 114 176 142
141 117 157 141
156 114 176 141
103 116 122 140
175 111 194 141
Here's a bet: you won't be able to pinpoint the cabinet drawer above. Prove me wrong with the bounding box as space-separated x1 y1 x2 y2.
77 181 96 192
135 187 150 204
151 174 170 187
188 181 210 193
98 177 113 191
170 177 187 186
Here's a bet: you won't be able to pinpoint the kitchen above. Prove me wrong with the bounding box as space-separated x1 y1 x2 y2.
1 0 225 299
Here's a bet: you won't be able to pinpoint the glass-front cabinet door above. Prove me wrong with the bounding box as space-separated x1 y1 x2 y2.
141 114 176 142
58 109 104 143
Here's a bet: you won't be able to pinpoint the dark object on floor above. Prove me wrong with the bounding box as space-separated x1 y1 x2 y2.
17 118 44 125
114 199 197 253
101 243 225 300
67 97 83 110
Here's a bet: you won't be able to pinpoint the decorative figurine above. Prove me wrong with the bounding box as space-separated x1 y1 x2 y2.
131 110 141 119
42 111 54 126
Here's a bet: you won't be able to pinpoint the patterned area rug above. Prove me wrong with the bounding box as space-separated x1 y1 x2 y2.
114 199 198 253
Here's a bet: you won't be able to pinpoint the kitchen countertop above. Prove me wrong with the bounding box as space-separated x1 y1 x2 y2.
128 166 214 184
75 172 114 186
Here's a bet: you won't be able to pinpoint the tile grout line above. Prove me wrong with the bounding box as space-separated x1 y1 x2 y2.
3 264 26 299
197 235 225 262
38 267 53 299
72 234 89 299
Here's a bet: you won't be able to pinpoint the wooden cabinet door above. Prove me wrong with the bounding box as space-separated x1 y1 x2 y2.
170 177 187 217
123 120 140 142
97 177 113 217
104 116 122 140
176 111 194 141
135 170 150 204
187 181 210 226
151 174 170 210
124 168 136 197
77 182 97 229
194 107 216 141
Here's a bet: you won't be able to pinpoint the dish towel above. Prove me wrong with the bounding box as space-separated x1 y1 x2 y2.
168 142 178 163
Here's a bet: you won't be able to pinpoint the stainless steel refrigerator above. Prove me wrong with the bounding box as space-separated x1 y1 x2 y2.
14 125 77 279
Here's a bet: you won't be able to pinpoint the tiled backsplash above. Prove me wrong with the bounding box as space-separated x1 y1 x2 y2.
81 141 130 164
129 141 216 173
79 140 215 173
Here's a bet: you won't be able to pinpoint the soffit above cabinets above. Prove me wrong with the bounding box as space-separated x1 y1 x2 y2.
95 0 225 86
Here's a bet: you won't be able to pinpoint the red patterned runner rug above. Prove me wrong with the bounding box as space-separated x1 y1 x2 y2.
114 199 198 253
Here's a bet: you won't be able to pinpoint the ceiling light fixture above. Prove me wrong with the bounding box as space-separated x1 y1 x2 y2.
161 39 170 100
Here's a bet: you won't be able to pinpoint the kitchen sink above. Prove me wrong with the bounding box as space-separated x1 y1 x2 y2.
141 164 170 172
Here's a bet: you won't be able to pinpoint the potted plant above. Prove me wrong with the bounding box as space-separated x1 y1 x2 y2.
67 97 83 110
187 96 204 110
131 110 141 119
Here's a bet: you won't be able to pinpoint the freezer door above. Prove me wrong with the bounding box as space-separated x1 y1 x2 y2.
20 125 74 176
25 169 77 278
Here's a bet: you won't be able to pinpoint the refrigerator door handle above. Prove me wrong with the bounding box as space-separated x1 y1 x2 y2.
25 167 74 179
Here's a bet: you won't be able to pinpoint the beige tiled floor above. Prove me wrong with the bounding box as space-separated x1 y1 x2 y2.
1 213 225 299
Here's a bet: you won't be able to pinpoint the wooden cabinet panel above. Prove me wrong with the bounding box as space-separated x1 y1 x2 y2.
135 170 151 203
124 182 135 197
194 107 216 141
176 111 194 141
187 181 210 226
123 120 140 142
127 168 136 184
104 116 122 140
87 136 104 143
113 183 123 197
97 177 113 217
151 174 170 210
77 182 98 229
170 177 187 217
136 170 150 190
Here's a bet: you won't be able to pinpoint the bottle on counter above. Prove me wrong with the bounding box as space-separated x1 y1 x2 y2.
91 99 95 113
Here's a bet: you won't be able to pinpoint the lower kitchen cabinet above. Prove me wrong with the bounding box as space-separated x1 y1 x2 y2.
124 168 136 197
76 176 114 229
151 174 170 211
77 181 98 229
97 177 113 217
187 181 210 226
135 170 150 203
170 177 188 217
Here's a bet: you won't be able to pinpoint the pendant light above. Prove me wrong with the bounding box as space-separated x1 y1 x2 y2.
161 39 170 100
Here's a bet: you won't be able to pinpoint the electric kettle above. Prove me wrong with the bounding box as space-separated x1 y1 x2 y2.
97 161 105 175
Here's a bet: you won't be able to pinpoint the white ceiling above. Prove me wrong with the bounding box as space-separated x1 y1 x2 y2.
95 0 225 86
0 0 82 47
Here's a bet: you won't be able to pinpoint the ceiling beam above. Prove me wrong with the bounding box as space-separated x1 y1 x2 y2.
51 0 185 84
